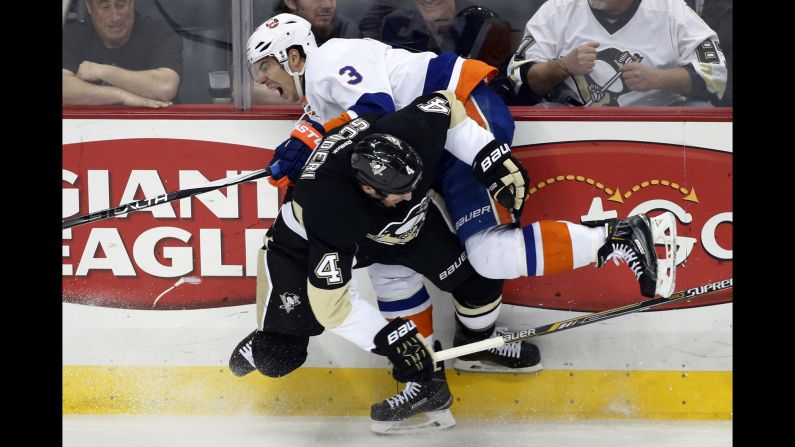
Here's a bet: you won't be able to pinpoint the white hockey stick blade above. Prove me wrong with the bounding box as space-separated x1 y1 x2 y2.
650 212 677 297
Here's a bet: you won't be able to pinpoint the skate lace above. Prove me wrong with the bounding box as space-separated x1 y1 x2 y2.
386 382 422 409
605 243 642 280
490 341 522 358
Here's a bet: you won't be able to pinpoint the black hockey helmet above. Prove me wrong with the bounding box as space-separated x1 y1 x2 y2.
350 133 423 196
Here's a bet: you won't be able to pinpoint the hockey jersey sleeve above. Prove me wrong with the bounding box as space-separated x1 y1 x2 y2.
506 0 562 95
305 40 398 131
670 1 727 103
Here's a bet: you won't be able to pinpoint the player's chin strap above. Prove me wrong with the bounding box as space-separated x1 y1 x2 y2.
431 278 733 363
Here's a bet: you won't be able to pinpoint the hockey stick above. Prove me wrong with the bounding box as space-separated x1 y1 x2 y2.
432 277 733 362
62 167 272 229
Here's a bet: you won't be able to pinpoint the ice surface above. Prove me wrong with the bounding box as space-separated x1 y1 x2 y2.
63 415 731 447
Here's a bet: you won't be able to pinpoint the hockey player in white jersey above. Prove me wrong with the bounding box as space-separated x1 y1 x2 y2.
507 0 727 106
242 12 679 432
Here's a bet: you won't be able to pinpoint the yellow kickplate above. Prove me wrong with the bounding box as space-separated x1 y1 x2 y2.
63 366 731 420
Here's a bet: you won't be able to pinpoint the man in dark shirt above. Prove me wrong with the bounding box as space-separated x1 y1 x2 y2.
272 0 361 45
62 0 183 108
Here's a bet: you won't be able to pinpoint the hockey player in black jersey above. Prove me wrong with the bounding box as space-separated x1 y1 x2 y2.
229 90 538 433
228 90 677 434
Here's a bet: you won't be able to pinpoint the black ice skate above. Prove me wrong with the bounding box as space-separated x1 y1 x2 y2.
370 341 455 435
453 322 543 374
596 212 677 298
228 330 258 377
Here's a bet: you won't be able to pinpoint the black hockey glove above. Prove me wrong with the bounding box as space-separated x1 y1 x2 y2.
472 140 529 213
372 317 434 383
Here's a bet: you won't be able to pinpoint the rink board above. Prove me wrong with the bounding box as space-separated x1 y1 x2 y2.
62 107 732 419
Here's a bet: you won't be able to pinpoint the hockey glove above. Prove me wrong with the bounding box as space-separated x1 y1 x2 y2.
372 317 434 383
268 120 326 188
472 140 529 213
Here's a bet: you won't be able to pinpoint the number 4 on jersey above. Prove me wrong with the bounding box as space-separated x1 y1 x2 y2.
417 97 450 115
315 253 343 285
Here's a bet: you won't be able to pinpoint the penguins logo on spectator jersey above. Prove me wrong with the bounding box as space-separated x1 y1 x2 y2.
571 47 642 106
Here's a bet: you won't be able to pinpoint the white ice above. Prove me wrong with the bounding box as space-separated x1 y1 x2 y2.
63 416 732 447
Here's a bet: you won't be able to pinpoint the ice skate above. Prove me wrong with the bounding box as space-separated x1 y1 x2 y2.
370 342 455 435
453 322 542 374
596 212 677 298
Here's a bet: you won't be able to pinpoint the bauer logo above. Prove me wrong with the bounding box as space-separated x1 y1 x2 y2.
505 140 732 312
62 137 278 310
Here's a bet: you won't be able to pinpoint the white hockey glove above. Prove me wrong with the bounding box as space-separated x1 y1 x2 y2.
472 141 529 213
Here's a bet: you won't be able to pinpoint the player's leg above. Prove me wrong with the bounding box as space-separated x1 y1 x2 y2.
370 340 454 435
368 263 435 345
448 269 542 373
364 265 454 433
228 245 321 377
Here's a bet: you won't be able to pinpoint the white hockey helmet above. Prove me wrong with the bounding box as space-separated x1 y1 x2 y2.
247 13 317 79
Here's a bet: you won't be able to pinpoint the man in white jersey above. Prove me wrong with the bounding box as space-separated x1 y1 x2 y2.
238 12 679 433
507 0 727 106
245 5 677 379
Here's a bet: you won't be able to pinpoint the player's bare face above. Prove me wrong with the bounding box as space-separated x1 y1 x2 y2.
87 0 135 48
362 186 412 208
251 57 299 102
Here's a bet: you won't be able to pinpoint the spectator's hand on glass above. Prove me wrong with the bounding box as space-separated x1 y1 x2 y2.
620 62 660 92
563 42 599 76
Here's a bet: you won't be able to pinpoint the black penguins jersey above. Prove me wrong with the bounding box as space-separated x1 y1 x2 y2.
265 90 495 336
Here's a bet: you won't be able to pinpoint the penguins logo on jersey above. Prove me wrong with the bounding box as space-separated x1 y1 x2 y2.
571 47 643 107
366 196 430 245
279 292 302 313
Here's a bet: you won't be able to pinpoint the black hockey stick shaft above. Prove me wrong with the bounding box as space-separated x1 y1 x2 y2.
433 277 733 362
62 167 272 229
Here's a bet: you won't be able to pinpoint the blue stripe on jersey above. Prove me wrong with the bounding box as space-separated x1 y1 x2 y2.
377 287 430 312
350 92 396 118
423 52 459 94
522 224 537 277
469 83 516 145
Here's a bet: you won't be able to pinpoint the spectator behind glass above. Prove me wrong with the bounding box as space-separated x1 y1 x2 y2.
273 0 361 44
686 0 731 106
63 0 183 108
507 0 727 107
254 0 362 104
377 0 513 66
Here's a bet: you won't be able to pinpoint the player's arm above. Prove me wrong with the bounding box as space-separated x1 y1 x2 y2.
305 47 397 132
422 90 530 213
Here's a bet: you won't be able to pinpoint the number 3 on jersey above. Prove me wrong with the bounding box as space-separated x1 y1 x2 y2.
315 253 343 285
338 66 363 85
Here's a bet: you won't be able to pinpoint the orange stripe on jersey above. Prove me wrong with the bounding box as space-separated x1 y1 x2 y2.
539 221 574 274
464 98 488 129
389 305 434 339
454 59 497 103
491 194 515 225
322 112 353 133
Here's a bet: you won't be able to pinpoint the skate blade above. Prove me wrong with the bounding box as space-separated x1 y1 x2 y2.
650 212 677 297
370 409 456 435
454 359 544 374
